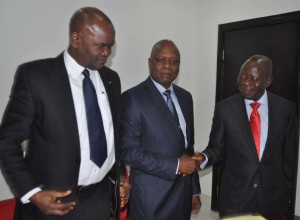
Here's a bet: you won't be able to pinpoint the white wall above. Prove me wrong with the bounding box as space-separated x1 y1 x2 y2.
1 0 300 216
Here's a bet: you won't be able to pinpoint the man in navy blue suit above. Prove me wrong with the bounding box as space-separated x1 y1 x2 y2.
120 39 201 220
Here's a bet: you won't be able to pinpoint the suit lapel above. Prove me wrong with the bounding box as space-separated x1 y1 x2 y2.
144 78 181 132
173 86 190 143
99 68 116 117
233 95 259 159
52 53 80 155
261 92 274 160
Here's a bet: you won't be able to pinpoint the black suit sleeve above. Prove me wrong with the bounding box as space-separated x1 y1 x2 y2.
202 103 226 166
0 64 37 197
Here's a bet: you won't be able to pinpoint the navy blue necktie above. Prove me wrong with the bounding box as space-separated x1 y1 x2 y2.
82 69 107 168
163 90 185 149
163 90 180 126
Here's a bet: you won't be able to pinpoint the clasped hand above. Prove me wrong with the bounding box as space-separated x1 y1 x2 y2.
119 175 130 209
178 152 205 176
30 190 76 216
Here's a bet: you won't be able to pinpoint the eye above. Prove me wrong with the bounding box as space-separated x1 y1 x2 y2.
155 58 164 64
98 44 112 51
239 75 247 80
169 60 180 65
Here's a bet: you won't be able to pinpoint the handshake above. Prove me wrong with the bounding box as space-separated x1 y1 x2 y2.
178 151 205 176
191 151 205 165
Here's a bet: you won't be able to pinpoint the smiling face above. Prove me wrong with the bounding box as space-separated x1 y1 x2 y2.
148 40 180 89
237 57 272 101
68 8 115 70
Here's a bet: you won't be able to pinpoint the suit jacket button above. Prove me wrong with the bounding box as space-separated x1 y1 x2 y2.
254 184 258 188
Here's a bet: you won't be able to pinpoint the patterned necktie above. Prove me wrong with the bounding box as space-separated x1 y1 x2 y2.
82 69 107 168
163 90 185 149
250 102 261 159
163 90 180 125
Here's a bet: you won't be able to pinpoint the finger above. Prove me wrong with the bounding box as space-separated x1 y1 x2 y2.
52 190 72 198
49 201 76 216
191 208 199 214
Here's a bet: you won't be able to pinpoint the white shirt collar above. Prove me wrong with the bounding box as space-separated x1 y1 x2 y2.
150 76 174 95
63 50 86 80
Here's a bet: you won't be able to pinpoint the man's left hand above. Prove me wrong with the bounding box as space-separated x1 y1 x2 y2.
191 195 201 214
120 175 130 209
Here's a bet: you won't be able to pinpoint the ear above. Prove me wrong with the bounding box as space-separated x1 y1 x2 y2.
266 76 273 88
70 32 80 49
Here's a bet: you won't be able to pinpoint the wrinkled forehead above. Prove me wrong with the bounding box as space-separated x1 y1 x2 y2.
153 46 180 59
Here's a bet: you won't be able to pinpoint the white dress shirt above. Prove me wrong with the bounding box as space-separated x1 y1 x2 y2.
64 50 115 185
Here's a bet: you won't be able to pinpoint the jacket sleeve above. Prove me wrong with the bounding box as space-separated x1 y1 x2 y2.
0 64 38 198
202 103 226 167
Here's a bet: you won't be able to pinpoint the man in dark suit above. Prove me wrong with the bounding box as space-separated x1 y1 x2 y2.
0 7 127 220
193 55 298 218
120 39 201 220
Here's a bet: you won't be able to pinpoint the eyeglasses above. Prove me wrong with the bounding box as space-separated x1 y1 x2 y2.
153 58 180 66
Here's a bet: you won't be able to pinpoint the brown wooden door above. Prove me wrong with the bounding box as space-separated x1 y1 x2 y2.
213 11 300 215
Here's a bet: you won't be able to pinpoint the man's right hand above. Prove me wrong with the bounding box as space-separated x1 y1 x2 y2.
178 154 197 175
191 151 205 166
29 190 76 216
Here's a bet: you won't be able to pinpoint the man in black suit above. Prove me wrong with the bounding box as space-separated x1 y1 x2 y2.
0 7 126 220
120 39 201 220
193 55 298 218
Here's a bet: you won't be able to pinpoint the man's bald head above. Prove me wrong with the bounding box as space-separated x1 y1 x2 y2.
68 7 115 70
69 7 114 37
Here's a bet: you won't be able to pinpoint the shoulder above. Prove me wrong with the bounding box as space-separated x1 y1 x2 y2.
216 93 242 108
18 55 60 72
173 84 191 96
268 91 295 105
15 54 63 82
99 66 120 81
122 81 147 97
267 91 296 112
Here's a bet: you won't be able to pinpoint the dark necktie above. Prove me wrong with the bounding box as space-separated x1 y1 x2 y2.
163 90 185 149
250 102 261 159
82 69 107 168
163 90 180 125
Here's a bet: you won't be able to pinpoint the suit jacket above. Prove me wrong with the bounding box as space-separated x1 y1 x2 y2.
120 77 200 220
0 53 122 220
203 92 297 217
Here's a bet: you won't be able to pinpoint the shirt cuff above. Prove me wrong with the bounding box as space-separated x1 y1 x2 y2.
20 187 42 204
200 153 208 169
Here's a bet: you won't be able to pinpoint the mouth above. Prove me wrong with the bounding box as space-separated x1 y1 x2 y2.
94 59 107 68
239 86 254 93
161 73 173 78
240 88 258 99
97 59 106 64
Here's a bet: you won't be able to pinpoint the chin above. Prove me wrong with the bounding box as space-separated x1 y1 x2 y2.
241 93 254 100
93 64 105 70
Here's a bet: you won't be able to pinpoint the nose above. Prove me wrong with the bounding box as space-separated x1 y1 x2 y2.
244 79 251 85
101 47 111 57
242 78 254 86
162 60 172 68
